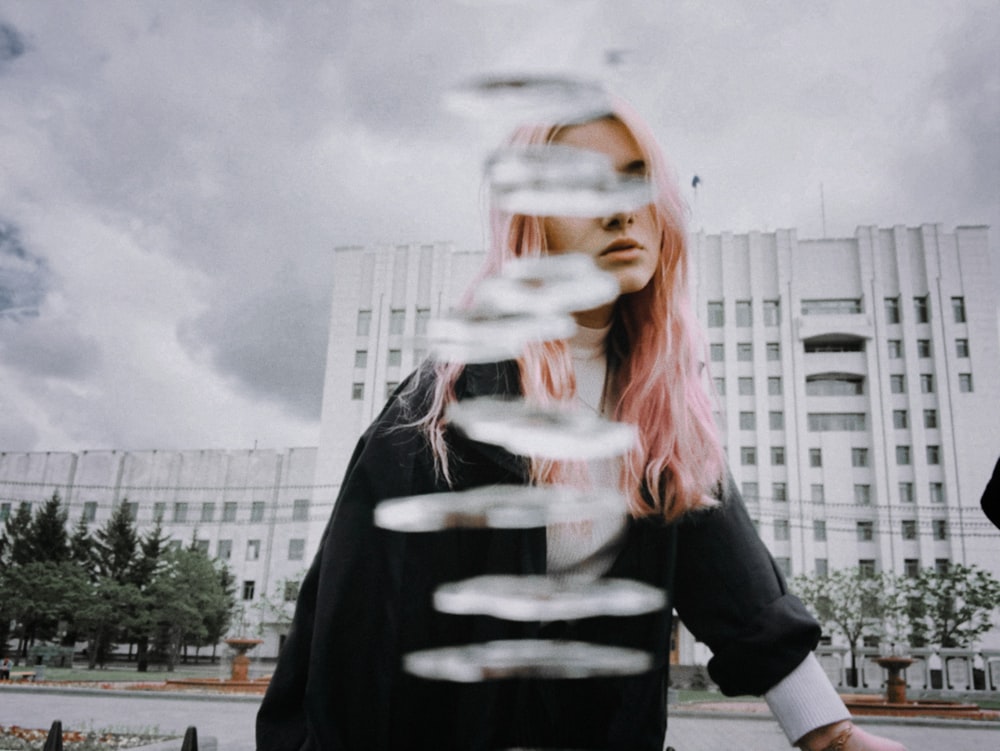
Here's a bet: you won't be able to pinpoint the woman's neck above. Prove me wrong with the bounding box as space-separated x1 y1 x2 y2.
572 302 615 329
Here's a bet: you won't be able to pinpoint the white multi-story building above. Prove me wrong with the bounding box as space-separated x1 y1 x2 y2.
2 226 997 662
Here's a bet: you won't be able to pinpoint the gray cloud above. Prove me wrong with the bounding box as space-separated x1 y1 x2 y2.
0 22 25 63
0 219 48 320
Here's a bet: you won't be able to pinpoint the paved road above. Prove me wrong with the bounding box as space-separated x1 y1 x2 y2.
1 686 998 750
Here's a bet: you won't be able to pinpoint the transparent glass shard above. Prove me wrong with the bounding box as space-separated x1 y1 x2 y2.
404 640 653 682
434 575 666 620
474 253 619 316
374 485 624 533
447 397 637 460
444 75 613 125
486 144 655 217
427 310 575 364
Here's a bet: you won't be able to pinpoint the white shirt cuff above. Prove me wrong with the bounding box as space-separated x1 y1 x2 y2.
764 653 851 745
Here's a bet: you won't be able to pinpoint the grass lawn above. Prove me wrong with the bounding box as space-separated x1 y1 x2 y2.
20 663 234 683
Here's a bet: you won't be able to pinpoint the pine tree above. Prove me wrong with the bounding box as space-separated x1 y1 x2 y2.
95 501 141 583
26 492 70 563
2 502 35 566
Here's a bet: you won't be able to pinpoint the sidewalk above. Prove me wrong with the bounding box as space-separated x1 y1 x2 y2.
0 684 998 750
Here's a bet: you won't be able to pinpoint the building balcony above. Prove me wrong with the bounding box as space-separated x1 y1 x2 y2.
795 313 873 342
803 351 867 378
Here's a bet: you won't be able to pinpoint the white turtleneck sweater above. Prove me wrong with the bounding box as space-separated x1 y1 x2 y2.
549 323 850 746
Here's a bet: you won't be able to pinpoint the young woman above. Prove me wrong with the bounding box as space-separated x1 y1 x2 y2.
257 100 906 751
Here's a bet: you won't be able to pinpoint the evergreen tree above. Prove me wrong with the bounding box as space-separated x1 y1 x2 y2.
95 501 141 582
131 518 171 672
2 502 35 566
26 492 70 563
69 514 97 578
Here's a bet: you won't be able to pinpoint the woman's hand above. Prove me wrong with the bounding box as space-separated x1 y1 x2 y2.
797 720 907 751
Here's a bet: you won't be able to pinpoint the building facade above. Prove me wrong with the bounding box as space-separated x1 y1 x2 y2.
2 226 997 661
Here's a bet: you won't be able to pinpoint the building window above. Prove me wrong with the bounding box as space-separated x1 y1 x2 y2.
772 482 787 502
859 559 877 577
713 377 725 395
354 350 368 368
857 521 874 541
890 374 905 393
807 413 866 431
283 580 300 602
771 446 785 466
951 296 966 323
851 448 869 467
766 342 780 361
958 373 973 392
217 539 232 560
920 374 934 393
775 557 792 577
896 446 911 465
123 502 138 520
200 502 215 523
884 297 900 324
815 558 829 577
222 502 237 522
194 539 210 555
767 377 782 395
740 447 757 465
389 309 405 335
739 411 756 430
916 339 931 358
763 299 780 326
246 540 261 561
899 482 914 503
153 502 166 522
892 409 908 429
0 503 9 522
809 448 822 467
904 559 919 578
415 308 431 335
173 503 188 523
351 382 364 400
292 498 310 522
802 299 862 315
811 484 825 503
737 377 753 395
741 481 759 500
385 381 400 399
769 411 784 430
736 300 752 326
707 301 724 327
923 409 937 429
167 540 183 552
242 580 256 601
929 482 945 504
888 340 903 358
854 484 872 505
955 339 969 358
710 343 724 362
813 520 827 541
288 538 305 561
913 296 929 323
932 520 948 540
356 310 371 336
388 349 402 367
935 558 951 573
806 375 864 396
82 501 97 522
250 501 265 522
774 519 790 541
737 342 753 361
926 445 941 465
901 520 917 540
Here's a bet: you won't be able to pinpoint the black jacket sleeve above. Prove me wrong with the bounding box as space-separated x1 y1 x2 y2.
672 474 820 696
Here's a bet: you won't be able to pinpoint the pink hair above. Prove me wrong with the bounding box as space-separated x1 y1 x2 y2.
419 99 724 521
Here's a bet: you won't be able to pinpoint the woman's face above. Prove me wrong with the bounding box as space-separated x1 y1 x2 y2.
542 118 660 307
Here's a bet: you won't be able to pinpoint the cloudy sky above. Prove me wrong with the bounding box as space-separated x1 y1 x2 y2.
1 0 997 453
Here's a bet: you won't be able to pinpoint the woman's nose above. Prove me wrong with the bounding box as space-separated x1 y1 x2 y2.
602 211 635 231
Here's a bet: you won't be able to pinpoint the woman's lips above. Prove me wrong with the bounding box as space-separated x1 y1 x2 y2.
600 239 642 260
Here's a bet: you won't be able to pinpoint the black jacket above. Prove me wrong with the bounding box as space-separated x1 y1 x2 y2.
257 362 819 750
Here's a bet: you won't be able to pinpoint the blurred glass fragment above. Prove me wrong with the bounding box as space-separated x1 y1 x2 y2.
427 310 575 364
374 485 623 533
487 144 654 216
444 74 612 125
447 396 637 460
475 254 619 316
435 575 665 620
404 640 653 681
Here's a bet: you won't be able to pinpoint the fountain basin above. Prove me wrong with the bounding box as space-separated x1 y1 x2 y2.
842 694 999 720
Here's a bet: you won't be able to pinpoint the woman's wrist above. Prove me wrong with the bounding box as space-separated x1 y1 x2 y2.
797 719 854 751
